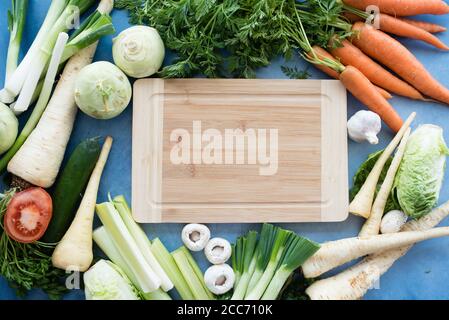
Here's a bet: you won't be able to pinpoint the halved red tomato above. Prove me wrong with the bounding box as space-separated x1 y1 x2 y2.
4 187 53 243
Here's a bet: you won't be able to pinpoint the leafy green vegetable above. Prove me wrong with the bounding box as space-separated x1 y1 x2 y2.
392 125 449 219
279 270 314 300
0 190 67 299
116 0 349 78
84 260 141 300
350 150 400 212
281 65 311 79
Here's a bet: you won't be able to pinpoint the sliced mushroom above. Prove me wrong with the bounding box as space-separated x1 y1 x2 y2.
204 264 235 295
204 237 232 265
181 224 211 251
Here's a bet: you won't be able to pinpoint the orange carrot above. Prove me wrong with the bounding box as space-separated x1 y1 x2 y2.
378 14 449 50
352 22 449 105
339 66 403 132
329 40 424 100
309 46 392 99
399 18 447 34
342 0 449 16
307 46 340 79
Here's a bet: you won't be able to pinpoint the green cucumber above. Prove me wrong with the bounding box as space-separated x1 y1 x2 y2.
43 138 101 243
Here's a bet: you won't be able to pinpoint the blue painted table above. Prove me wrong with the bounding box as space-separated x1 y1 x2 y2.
1 1 449 300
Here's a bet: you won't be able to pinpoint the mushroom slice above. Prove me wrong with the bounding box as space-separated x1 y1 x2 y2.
181 224 211 251
204 264 235 295
204 237 232 265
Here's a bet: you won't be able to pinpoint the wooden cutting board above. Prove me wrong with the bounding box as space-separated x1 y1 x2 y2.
132 79 348 223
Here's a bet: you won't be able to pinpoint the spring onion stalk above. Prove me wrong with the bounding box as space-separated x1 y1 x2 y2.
96 202 161 293
261 236 320 300
231 231 258 300
245 229 292 300
25 11 115 108
112 195 173 292
0 0 68 103
5 0 28 82
172 247 212 300
246 224 277 294
0 32 68 173
93 227 171 300
179 246 216 300
13 0 95 113
61 13 115 63
151 238 195 300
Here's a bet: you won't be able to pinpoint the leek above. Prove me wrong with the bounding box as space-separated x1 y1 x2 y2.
5 0 28 82
246 224 277 294
151 238 195 300
13 0 96 113
95 202 161 293
0 0 67 103
172 247 213 300
0 32 68 172
245 228 292 300
112 195 173 292
231 231 258 300
93 227 171 301
261 235 320 300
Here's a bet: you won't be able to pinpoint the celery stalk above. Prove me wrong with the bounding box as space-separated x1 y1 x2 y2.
112 195 173 292
151 238 195 300
172 248 212 300
179 246 215 300
96 202 161 293
93 226 171 301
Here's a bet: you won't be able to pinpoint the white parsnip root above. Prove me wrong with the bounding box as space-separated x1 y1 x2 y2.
359 128 411 237
52 137 113 272
7 0 114 188
349 113 416 218
302 226 449 278
306 200 449 300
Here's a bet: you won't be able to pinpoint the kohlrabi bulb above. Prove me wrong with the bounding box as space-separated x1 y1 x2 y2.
0 102 18 155
74 61 132 120
112 26 165 78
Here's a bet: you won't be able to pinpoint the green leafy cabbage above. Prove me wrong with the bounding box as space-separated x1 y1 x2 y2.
84 260 140 300
392 125 449 219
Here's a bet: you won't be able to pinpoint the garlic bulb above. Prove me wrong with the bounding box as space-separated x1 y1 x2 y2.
380 210 408 234
347 110 381 144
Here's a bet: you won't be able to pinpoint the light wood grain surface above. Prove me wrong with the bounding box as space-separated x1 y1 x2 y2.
132 79 348 223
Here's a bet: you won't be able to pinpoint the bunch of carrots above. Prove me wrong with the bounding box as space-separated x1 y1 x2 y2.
296 0 449 133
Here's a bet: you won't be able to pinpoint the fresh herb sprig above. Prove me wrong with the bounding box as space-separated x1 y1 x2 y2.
0 190 67 299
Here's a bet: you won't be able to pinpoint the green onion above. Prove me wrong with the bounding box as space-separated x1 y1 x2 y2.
245 228 292 300
261 235 320 300
95 202 161 293
231 231 258 300
61 12 115 63
13 0 95 113
0 32 68 173
5 0 28 82
151 238 195 300
0 0 67 103
172 247 214 300
246 224 277 294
